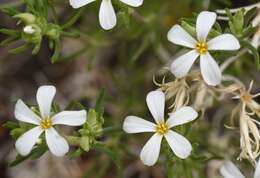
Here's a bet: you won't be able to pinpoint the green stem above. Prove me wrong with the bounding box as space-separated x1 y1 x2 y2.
166 156 174 178
162 140 174 178
0 0 24 9
62 7 85 29
182 161 192 178
102 125 122 134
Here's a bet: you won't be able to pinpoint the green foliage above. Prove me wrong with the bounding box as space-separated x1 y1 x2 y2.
9 144 48 166
1 0 260 177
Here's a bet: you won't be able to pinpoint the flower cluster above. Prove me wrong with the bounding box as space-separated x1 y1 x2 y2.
1 0 260 177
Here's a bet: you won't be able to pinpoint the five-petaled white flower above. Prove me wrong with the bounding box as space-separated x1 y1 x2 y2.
220 160 260 178
123 90 198 166
167 11 240 86
14 85 87 157
69 0 144 30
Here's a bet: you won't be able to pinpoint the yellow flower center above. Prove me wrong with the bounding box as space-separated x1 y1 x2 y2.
196 41 208 54
40 118 52 129
156 123 169 135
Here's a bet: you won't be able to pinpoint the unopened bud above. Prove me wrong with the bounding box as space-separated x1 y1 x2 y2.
23 25 35 34
45 24 61 40
14 13 36 24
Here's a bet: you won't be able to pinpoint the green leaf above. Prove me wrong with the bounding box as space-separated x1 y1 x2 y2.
0 36 19 46
9 154 30 167
52 102 61 113
181 21 196 38
66 101 85 110
62 7 85 29
95 88 105 116
244 7 258 26
67 148 84 159
130 35 150 62
2 121 19 129
10 128 26 139
181 20 221 39
0 7 20 16
30 144 48 159
241 40 260 70
9 43 31 54
93 143 121 168
226 9 244 37
0 28 19 36
9 144 47 166
242 25 257 37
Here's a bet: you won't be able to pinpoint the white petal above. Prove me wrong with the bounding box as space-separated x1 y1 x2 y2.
52 110 87 126
196 11 216 41
164 130 192 159
167 25 197 48
146 90 165 124
15 126 43 156
69 0 95 8
171 50 199 78
119 0 143 7
254 160 260 178
200 52 222 86
45 127 69 157
208 34 240 51
220 161 245 178
14 99 41 125
140 133 163 166
99 0 117 30
123 116 156 133
166 107 198 128
36 85 56 118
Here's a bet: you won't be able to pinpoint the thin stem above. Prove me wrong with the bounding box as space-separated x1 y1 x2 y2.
102 125 122 134
0 0 24 9
166 157 174 178
220 49 247 72
62 7 85 29
216 2 260 14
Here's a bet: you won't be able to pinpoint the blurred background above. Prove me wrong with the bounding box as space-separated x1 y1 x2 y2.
0 0 259 178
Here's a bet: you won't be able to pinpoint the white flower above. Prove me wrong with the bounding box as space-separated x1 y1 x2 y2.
167 11 240 86
23 25 35 34
14 85 87 157
220 160 260 178
69 0 143 30
123 90 198 166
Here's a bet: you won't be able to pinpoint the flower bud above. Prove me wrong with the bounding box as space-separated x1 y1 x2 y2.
45 24 61 40
23 25 35 34
80 136 90 152
22 24 42 44
14 13 36 24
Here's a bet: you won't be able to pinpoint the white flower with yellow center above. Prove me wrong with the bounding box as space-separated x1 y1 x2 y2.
168 11 240 86
220 160 260 178
14 85 87 157
123 90 198 166
69 0 143 30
